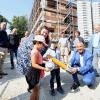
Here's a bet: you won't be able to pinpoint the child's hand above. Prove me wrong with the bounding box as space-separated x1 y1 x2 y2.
44 67 50 72
43 57 49 61
46 67 53 71
47 55 52 59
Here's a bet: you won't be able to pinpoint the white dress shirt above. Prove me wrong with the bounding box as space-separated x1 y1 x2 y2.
80 55 84 67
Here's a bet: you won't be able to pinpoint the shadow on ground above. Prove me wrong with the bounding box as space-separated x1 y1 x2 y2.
8 71 100 100
10 92 30 100
0 53 24 85
0 54 100 100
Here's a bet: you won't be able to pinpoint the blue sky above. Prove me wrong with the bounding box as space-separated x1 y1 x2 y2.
0 0 34 21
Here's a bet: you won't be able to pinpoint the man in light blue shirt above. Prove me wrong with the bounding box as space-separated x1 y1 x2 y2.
89 24 100 77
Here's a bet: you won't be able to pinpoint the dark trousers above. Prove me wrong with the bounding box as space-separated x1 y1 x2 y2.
9 48 17 67
72 71 95 86
50 68 61 90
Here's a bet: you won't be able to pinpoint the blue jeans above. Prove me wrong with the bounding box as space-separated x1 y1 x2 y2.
93 48 100 73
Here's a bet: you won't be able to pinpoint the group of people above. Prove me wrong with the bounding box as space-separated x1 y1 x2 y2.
17 25 99 100
0 22 29 78
0 21 100 100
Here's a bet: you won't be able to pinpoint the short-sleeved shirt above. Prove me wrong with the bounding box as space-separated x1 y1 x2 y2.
58 37 68 47
43 47 61 69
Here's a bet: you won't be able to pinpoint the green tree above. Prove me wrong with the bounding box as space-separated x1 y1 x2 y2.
9 16 28 39
0 15 8 22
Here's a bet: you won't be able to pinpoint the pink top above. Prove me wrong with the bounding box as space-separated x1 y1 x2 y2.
31 48 43 65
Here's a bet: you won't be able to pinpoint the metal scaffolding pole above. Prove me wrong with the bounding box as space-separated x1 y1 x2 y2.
90 0 94 34
42 0 45 26
57 0 60 39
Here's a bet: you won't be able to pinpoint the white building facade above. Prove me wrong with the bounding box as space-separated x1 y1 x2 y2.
92 0 100 25
77 0 100 41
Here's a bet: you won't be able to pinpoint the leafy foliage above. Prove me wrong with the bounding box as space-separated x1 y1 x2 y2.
0 15 8 22
9 16 28 39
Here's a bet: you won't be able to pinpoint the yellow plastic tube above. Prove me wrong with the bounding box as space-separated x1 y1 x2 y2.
48 55 70 71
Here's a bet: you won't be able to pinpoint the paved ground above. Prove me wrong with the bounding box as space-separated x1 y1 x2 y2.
0 54 100 100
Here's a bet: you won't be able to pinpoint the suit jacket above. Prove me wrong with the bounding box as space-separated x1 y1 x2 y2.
0 30 9 48
70 49 94 74
8 34 19 49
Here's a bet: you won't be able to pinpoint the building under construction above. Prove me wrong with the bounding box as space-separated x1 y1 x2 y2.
64 0 77 35
28 0 77 38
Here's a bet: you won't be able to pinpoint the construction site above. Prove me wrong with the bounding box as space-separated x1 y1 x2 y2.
28 0 78 38
64 0 77 35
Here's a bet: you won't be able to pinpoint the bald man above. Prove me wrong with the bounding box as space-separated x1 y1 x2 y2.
0 22 9 78
8 28 19 69
69 42 96 90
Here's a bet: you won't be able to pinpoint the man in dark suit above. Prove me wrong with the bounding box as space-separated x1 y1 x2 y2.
8 28 19 69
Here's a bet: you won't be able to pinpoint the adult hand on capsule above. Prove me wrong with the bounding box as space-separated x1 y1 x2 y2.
70 68 78 74
44 67 51 72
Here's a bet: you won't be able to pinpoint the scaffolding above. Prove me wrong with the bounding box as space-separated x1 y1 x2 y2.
63 0 77 36
28 0 67 39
